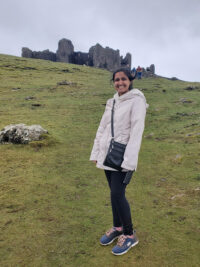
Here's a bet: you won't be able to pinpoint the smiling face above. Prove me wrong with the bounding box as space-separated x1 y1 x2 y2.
113 71 131 96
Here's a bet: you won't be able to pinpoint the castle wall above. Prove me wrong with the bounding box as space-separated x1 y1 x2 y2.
22 38 131 71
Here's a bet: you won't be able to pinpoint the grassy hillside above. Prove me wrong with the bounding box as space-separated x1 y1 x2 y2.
0 54 199 267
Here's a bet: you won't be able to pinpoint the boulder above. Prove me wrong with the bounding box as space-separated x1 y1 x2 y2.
56 38 74 63
0 124 48 144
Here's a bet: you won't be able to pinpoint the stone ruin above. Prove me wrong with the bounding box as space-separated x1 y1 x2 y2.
22 38 131 72
141 64 155 77
131 64 156 78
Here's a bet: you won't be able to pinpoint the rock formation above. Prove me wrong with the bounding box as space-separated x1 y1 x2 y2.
22 38 131 71
0 124 48 144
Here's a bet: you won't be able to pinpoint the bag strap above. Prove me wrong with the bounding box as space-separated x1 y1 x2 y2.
111 99 115 139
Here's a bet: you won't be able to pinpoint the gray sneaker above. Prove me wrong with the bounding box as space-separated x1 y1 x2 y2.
112 232 139 255
100 227 123 246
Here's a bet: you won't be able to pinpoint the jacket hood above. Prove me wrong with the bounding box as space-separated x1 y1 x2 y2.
114 88 149 108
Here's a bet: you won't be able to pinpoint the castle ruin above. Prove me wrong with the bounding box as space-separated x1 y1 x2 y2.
22 38 131 72
22 38 155 76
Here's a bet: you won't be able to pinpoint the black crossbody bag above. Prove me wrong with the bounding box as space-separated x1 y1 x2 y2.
103 99 126 171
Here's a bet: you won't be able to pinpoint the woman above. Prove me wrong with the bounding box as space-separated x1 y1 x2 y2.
90 68 148 255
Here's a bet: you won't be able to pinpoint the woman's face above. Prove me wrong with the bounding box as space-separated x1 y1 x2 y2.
113 72 131 96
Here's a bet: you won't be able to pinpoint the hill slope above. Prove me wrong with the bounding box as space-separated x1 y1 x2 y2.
0 54 199 266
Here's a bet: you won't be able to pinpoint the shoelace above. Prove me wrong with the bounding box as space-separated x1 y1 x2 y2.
117 235 127 246
106 227 115 236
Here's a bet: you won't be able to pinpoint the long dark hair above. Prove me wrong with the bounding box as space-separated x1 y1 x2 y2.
112 68 135 90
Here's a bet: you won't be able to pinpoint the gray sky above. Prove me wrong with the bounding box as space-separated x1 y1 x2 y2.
1 0 200 82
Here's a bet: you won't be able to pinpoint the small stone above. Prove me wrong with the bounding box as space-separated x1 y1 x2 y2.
194 187 200 191
61 69 69 73
185 86 199 91
166 211 175 215
179 98 193 104
57 80 71 86
153 199 159 205
186 133 200 137
178 216 186 221
176 112 188 116
173 154 183 163
32 103 41 107
4 220 12 226
170 194 185 200
144 133 154 138
25 96 35 100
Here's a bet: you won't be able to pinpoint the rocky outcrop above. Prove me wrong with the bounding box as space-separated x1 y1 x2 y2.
0 124 48 144
56 38 74 63
21 38 131 71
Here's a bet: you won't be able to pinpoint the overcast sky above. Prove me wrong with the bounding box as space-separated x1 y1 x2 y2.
1 0 200 82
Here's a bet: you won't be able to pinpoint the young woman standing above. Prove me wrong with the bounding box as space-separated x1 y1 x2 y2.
90 68 148 255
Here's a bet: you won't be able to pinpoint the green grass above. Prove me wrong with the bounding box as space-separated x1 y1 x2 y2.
0 54 200 266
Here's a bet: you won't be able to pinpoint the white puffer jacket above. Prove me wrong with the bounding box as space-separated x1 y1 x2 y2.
90 89 148 171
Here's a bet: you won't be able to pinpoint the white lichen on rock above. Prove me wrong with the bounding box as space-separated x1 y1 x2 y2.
0 124 48 144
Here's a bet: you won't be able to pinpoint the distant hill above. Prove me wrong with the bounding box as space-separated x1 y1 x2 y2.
0 53 200 267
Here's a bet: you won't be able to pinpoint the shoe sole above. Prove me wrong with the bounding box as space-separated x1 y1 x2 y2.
111 240 139 255
100 236 119 246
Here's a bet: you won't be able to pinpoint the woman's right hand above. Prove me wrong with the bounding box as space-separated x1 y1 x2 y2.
92 160 97 164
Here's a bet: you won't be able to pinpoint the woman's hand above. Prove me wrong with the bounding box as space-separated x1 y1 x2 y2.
92 160 97 164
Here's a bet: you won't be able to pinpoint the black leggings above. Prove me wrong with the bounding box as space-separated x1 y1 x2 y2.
104 170 133 235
